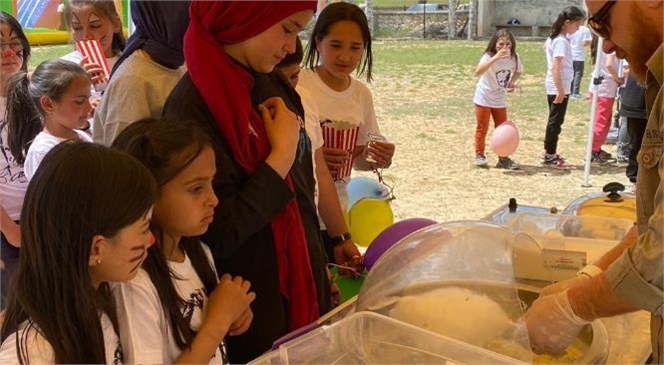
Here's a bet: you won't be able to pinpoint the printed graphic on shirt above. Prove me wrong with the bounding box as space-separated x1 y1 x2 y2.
182 289 205 325
0 122 27 185
112 341 123 365
496 69 512 90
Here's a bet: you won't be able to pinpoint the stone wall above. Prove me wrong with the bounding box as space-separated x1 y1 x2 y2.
372 10 470 39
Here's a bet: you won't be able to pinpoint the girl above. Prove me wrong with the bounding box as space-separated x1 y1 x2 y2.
0 141 157 364
0 11 30 310
588 34 623 164
472 29 522 170
61 0 125 83
300 2 395 258
110 119 255 365
542 6 585 168
6 59 93 180
94 0 190 146
162 3 330 362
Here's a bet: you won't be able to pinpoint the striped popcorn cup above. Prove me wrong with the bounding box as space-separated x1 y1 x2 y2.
321 120 359 181
75 39 110 92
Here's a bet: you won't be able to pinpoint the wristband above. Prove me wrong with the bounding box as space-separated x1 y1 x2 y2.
577 264 603 279
330 232 352 246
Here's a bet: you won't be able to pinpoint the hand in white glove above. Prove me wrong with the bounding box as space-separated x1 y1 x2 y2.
522 290 590 355
539 265 603 297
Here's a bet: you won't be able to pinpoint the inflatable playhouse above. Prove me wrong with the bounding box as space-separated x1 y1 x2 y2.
1 0 129 45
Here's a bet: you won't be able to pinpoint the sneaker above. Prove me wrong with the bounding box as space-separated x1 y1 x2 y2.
542 154 570 168
591 152 609 164
570 93 586 100
599 149 613 160
474 155 488 167
496 157 520 170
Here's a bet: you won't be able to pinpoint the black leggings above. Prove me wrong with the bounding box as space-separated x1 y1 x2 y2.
1 225 20 310
544 94 570 155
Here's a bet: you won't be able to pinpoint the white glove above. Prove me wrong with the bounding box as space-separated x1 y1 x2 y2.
523 290 590 355
539 264 602 297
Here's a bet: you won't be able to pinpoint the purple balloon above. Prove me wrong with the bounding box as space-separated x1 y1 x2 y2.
364 218 437 270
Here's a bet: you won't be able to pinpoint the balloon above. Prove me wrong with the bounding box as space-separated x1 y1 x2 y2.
347 198 394 248
364 218 437 270
346 177 390 211
490 120 520 157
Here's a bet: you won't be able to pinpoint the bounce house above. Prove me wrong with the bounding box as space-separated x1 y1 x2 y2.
2 0 129 45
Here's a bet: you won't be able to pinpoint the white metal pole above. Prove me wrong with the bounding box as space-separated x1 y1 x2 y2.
582 36 604 187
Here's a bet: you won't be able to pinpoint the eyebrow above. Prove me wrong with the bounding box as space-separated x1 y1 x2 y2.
183 176 213 185
288 20 305 31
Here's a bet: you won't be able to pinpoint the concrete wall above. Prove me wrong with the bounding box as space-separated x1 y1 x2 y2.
477 0 586 37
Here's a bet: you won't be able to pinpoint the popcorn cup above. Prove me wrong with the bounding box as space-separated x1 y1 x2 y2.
321 120 359 181
75 39 110 92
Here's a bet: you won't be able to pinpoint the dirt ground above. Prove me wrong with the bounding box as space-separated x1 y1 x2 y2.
353 41 631 224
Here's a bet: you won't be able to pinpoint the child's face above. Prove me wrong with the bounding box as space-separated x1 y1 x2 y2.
279 63 301 88
0 22 24 84
224 10 313 73
69 5 121 58
564 19 582 35
153 146 218 240
45 75 92 130
316 20 365 80
495 37 512 52
89 209 154 286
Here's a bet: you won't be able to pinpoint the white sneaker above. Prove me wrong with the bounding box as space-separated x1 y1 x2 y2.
474 155 488 167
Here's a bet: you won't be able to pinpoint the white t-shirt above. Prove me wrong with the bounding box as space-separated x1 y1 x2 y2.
298 68 380 209
544 35 574 95
473 53 524 108
297 84 323 209
588 52 621 98
93 50 187 146
111 243 226 365
567 25 593 62
0 314 122 364
24 130 92 180
0 97 28 220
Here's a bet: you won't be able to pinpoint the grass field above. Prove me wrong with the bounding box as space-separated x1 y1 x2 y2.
32 39 625 223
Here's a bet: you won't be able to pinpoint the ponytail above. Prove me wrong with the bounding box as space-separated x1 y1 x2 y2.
6 72 42 165
549 6 585 40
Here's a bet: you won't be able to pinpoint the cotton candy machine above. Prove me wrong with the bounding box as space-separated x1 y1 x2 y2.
355 221 609 364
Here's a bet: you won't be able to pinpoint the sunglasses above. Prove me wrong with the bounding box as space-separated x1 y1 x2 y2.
587 0 617 39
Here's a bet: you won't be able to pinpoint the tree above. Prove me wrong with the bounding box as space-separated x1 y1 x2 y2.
447 0 457 40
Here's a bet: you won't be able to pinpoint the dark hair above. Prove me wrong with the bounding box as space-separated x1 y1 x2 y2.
484 29 519 67
111 118 218 350
277 36 304 69
0 141 157 364
64 0 126 55
304 2 373 82
590 32 599 66
6 59 90 164
0 11 31 73
549 6 586 39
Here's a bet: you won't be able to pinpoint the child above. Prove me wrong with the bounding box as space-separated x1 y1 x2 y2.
162 2 329 362
6 59 93 180
0 141 157 364
542 6 585 168
588 35 623 163
472 29 522 170
110 119 255 365
94 0 190 146
299 2 395 252
568 23 592 99
0 11 30 310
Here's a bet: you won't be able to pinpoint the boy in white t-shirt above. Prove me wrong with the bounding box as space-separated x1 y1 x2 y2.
567 24 592 99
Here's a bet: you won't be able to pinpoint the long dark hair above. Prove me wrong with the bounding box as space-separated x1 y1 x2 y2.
549 6 585 39
64 0 126 55
111 118 218 350
304 2 374 82
483 29 519 68
0 11 31 73
6 59 89 164
0 141 157 364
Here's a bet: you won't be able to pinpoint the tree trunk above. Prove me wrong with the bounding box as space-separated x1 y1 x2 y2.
364 0 374 39
468 0 478 39
447 0 457 40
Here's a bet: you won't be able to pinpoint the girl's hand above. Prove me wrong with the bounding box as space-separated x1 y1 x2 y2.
366 141 395 168
228 307 253 336
553 92 565 104
260 97 300 177
333 240 364 277
80 56 106 84
204 274 256 340
506 81 518 93
322 147 351 172
88 97 101 118
495 48 511 60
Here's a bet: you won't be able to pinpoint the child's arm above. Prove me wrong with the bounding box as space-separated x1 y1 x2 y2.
0 207 20 247
475 50 510 77
605 53 624 85
552 57 565 103
508 72 522 91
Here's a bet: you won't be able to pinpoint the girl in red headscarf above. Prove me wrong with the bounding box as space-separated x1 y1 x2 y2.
162 2 330 363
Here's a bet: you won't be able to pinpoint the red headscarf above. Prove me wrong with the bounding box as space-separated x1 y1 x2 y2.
185 1 319 331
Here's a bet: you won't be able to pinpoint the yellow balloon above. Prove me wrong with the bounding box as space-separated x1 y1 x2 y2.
347 198 394 247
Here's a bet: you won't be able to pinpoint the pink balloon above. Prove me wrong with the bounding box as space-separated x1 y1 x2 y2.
490 121 520 157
